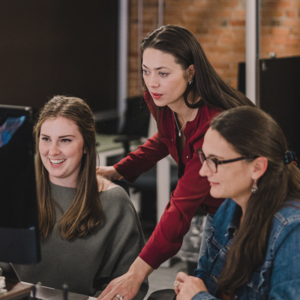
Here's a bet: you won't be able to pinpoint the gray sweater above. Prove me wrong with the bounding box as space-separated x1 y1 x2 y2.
14 183 148 298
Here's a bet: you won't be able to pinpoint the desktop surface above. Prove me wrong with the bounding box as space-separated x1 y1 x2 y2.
0 262 96 300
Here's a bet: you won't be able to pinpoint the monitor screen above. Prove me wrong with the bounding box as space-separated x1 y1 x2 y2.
237 57 300 158
0 104 41 264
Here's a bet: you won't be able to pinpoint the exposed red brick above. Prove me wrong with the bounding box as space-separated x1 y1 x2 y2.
273 36 300 45
271 27 291 35
264 0 291 8
261 9 284 18
286 10 297 17
232 45 246 53
285 43 300 51
261 19 282 26
210 28 224 35
283 18 300 26
231 78 238 88
230 20 245 26
261 27 273 35
232 28 246 38
290 0 300 8
233 10 246 18
127 0 300 97
218 36 245 45
213 0 239 8
196 36 218 44
291 26 300 35
205 45 231 53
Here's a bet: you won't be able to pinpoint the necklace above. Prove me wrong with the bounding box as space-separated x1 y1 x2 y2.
173 109 194 137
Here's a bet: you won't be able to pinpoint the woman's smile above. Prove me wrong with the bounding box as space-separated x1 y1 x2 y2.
49 158 66 167
39 116 86 187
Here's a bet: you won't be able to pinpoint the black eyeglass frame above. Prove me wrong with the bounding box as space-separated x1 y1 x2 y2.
197 148 258 173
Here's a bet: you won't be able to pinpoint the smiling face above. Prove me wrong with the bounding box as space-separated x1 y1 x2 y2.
142 48 193 109
39 116 86 188
199 128 254 208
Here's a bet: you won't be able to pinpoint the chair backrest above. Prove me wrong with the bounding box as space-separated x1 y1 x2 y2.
120 96 150 137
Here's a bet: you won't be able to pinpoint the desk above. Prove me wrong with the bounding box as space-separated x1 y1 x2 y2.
23 282 96 300
0 280 97 300
96 134 140 166
0 280 31 300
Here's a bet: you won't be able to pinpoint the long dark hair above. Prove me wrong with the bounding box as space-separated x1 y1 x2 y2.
34 96 103 241
210 107 300 290
140 25 255 128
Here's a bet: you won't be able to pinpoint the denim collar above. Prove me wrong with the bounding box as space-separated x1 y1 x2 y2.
225 200 243 237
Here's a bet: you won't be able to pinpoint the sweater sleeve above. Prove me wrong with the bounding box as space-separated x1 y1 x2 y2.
114 132 170 182
139 150 220 269
92 188 148 299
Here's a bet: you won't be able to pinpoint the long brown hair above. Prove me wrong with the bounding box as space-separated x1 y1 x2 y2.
210 107 300 290
34 96 103 241
140 25 255 132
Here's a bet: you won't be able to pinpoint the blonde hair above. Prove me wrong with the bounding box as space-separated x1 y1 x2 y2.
34 96 103 241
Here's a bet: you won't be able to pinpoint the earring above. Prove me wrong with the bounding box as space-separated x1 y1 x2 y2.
188 79 193 85
252 179 258 193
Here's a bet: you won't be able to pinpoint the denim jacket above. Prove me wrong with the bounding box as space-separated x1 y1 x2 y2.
193 198 300 300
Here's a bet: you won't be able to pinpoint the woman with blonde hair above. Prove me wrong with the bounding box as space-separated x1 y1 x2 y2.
14 96 147 299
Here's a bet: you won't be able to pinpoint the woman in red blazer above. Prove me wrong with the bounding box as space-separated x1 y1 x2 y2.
97 25 254 300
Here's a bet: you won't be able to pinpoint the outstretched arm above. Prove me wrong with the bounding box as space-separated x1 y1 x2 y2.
139 152 223 269
113 132 170 182
97 257 152 300
96 166 123 181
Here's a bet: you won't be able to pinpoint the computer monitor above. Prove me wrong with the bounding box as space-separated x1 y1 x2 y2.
0 104 41 264
237 56 300 158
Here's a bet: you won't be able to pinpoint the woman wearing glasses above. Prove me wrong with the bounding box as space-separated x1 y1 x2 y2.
97 25 254 300
174 106 300 300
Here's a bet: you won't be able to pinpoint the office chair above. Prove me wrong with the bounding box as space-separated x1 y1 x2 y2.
114 96 150 155
115 96 178 234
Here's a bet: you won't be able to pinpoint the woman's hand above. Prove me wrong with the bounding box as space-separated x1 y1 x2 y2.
97 272 142 300
174 272 208 300
97 257 153 300
96 166 123 180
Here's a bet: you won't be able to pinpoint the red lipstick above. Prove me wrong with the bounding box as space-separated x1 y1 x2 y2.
151 93 163 100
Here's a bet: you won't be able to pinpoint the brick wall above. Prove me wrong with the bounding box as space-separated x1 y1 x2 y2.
261 0 300 58
128 0 300 97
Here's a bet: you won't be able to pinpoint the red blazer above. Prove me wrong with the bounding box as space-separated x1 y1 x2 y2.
114 91 224 269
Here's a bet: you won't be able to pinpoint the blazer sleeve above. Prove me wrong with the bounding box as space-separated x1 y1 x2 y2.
114 132 170 182
139 150 217 269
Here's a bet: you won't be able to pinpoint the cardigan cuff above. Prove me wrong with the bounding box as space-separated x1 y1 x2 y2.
114 162 138 183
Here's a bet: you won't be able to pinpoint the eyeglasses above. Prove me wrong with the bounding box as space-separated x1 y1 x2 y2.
197 148 257 173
